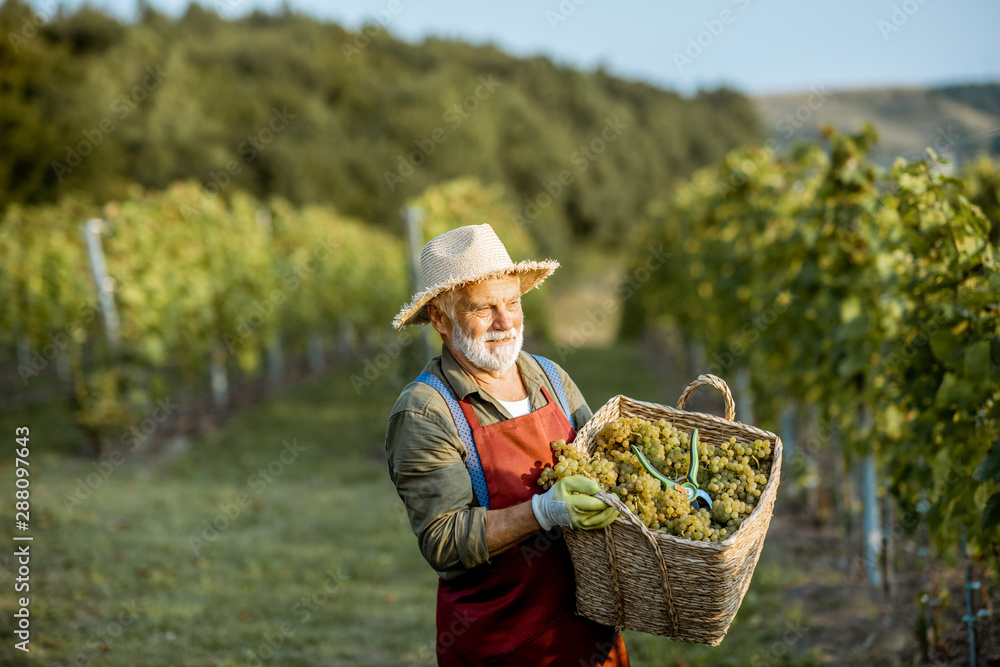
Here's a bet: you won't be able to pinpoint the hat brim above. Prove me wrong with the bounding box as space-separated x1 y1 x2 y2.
392 259 559 329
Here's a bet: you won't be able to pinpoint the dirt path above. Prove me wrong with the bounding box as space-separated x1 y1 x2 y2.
764 496 998 666
767 502 915 664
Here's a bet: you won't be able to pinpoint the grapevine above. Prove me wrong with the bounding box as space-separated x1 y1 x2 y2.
0 182 410 446
627 125 1000 566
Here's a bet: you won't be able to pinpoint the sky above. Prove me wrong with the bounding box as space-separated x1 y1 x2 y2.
40 0 1000 97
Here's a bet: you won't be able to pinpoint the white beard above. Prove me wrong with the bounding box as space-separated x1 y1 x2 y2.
452 321 524 372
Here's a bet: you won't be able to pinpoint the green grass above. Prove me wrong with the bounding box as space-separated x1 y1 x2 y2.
0 342 820 666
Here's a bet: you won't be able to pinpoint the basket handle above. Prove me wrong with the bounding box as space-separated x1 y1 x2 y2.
676 374 736 422
595 491 680 638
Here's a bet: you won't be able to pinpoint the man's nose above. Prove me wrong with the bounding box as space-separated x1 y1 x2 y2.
494 308 513 331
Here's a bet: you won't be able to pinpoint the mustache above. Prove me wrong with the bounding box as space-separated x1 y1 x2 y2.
483 328 517 342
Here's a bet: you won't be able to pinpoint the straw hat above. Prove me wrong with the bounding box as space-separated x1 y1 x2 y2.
392 224 559 329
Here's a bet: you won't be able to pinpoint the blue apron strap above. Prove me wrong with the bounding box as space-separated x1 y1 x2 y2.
414 373 491 510
531 354 573 425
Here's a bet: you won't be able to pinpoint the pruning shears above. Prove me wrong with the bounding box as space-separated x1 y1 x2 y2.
630 428 713 511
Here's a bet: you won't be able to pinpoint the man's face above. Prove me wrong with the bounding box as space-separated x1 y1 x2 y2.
443 276 524 373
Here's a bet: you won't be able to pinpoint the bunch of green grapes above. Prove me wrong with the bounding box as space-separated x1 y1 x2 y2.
537 416 773 543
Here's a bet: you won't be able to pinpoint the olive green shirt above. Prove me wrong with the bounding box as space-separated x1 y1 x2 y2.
385 344 592 580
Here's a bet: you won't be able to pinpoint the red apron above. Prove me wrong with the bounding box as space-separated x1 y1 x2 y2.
436 385 629 667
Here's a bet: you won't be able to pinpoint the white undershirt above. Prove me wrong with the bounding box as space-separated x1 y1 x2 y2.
497 396 532 418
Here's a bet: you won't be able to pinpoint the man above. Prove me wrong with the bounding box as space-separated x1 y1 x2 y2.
385 224 629 666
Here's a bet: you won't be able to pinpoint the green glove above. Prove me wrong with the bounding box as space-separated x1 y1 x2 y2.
532 475 619 531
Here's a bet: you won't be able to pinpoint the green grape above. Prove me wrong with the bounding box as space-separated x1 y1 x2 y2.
537 417 772 542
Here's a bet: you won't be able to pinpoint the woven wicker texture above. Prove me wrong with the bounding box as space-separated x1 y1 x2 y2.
564 375 783 645
392 224 560 328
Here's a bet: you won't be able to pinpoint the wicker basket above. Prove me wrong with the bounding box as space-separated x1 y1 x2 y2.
563 374 782 645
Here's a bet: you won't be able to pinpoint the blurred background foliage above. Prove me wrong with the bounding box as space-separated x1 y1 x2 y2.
0 0 762 252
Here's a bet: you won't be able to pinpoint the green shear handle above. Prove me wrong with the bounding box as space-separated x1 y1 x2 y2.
630 428 713 510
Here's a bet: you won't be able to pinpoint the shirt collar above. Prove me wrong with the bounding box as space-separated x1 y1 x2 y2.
440 343 545 401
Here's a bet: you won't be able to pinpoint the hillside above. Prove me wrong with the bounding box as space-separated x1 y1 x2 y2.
755 83 1000 167
0 0 761 249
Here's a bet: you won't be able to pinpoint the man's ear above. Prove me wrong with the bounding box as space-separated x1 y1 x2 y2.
427 302 450 337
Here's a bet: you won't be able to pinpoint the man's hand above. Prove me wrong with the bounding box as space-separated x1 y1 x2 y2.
531 476 619 531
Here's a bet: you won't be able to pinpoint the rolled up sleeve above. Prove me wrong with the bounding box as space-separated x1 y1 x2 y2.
386 406 490 578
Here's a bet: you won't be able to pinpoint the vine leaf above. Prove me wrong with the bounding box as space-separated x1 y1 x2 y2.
983 491 1000 532
965 340 992 384
930 329 958 363
972 442 1000 483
